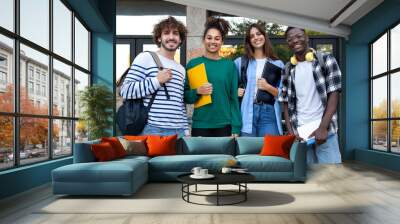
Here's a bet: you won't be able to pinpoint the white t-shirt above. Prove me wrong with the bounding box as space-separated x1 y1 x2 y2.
254 58 267 97
294 61 324 126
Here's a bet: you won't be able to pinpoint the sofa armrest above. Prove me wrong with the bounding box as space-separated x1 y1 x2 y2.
73 140 100 163
289 141 307 181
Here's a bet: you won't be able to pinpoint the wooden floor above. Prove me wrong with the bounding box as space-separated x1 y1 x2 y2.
1 162 400 224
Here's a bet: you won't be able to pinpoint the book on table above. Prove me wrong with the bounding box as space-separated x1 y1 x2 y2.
187 63 212 108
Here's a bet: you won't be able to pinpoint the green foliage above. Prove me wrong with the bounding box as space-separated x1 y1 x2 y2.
230 20 285 36
79 84 114 140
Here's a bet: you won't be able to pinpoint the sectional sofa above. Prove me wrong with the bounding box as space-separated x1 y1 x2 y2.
52 137 307 196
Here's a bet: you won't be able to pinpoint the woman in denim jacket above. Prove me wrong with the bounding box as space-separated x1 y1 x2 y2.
234 23 284 136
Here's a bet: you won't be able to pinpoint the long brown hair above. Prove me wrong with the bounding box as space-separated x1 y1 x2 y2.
244 23 278 60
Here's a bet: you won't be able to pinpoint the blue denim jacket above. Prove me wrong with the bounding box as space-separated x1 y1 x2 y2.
234 57 284 135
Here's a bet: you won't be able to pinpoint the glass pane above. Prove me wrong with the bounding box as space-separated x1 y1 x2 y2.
0 116 14 170
74 69 89 118
316 44 333 54
273 44 291 64
372 77 387 119
391 120 400 153
53 119 72 157
372 33 387 76
20 44 49 115
116 44 130 82
0 0 14 31
20 117 49 165
53 0 72 60
20 0 49 49
372 121 388 151
391 24 400 70
0 34 14 112
116 44 130 109
116 15 186 35
74 18 89 70
75 120 88 143
391 72 400 118
53 59 72 117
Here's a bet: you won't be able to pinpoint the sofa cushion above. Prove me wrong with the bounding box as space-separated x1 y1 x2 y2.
148 154 235 172
101 137 127 158
147 135 177 157
119 138 147 156
73 140 100 163
91 142 118 161
236 137 263 155
52 159 147 183
260 135 296 159
179 137 235 155
236 155 293 172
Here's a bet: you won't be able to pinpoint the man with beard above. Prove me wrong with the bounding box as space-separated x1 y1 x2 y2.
279 27 342 164
120 16 189 137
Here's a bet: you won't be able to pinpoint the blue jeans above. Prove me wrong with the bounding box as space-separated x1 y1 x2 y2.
141 124 186 138
241 104 279 137
307 133 342 164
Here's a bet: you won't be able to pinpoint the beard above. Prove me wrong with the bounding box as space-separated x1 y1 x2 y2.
161 40 180 52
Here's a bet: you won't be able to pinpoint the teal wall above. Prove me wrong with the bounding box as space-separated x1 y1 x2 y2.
345 0 400 171
0 0 116 200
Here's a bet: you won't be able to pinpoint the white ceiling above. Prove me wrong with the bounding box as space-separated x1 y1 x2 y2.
164 0 384 38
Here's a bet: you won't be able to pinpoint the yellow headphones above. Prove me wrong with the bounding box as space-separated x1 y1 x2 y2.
290 48 316 65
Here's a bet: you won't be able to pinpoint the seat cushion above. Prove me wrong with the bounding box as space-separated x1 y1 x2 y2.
179 137 235 155
236 137 263 155
52 158 147 183
236 155 293 172
148 154 235 173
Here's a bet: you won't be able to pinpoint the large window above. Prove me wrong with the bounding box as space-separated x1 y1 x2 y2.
0 0 91 170
370 23 400 153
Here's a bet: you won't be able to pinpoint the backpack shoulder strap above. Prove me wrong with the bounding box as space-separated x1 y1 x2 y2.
147 51 164 71
145 51 169 100
240 56 249 88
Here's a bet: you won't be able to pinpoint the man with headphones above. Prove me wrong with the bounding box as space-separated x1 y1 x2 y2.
278 27 342 164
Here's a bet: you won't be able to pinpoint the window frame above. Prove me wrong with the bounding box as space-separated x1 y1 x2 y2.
370 19 400 154
0 0 92 171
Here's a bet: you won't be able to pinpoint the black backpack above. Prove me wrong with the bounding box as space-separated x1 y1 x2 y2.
116 51 169 135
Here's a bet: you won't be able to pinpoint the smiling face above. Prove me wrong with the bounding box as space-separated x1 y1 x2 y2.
158 27 181 52
286 28 309 56
203 28 223 54
249 27 265 50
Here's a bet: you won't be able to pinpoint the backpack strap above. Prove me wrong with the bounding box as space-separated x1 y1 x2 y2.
240 56 249 88
147 51 170 100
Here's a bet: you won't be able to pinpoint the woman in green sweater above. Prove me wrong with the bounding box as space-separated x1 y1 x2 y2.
184 17 241 137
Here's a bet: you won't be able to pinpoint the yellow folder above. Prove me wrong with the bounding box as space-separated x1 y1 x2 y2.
187 63 212 108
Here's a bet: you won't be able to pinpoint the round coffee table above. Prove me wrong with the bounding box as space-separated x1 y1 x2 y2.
177 172 255 206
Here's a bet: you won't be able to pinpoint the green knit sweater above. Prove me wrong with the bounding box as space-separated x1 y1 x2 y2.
184 56 242 134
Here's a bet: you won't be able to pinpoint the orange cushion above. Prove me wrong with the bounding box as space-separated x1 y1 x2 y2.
101 137 126 158
146 135 177 157
91 142 117 161
260 135 296 159
124 135 149 141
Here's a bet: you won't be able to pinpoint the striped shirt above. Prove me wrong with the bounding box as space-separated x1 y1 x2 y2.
120 52 188 131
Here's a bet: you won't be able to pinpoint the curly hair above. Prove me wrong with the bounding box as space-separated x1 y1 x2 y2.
244 23 278 60
152 16 187 47
203 17 231 40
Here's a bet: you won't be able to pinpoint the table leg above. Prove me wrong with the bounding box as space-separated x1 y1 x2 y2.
217 184 219 206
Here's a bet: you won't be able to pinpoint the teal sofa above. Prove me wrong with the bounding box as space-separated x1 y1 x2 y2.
52 137 307 196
